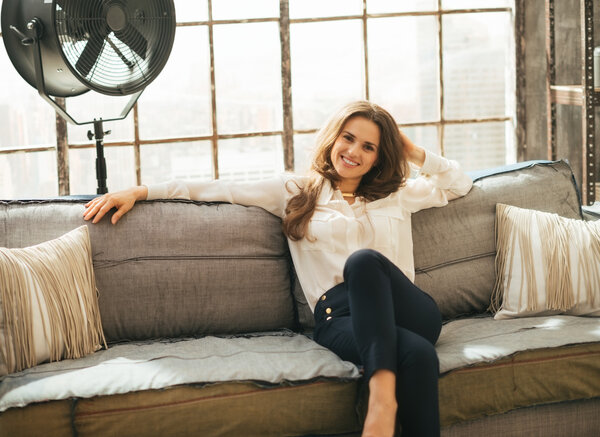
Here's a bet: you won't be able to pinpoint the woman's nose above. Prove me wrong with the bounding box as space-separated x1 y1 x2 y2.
347 143 359 156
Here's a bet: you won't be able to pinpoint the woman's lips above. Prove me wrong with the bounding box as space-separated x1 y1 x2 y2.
341 156 359 167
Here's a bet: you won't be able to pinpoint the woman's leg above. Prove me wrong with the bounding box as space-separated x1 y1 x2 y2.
343 249 442 437
392 326 440 436
363 369 397 437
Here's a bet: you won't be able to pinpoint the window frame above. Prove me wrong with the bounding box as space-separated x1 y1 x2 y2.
0 0 523 196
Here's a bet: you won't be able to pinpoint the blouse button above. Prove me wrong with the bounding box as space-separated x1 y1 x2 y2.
326 308 332 314
326 316 332 321
321 295 327 301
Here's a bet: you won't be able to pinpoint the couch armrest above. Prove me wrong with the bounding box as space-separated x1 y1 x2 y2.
582 205 600 221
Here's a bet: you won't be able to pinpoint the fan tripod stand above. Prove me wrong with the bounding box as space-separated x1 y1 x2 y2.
3 0 176 196
87 119 111 195
5 16 144 195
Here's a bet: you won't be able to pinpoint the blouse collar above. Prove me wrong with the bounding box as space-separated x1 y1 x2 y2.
317 179 368 209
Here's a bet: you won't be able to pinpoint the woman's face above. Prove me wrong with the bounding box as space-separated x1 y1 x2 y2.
330 116 380 189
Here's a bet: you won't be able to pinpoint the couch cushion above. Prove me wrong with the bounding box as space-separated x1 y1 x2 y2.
0 200 296 341
436 314 600 374
441 396 600 436
0 399 73 437
412 160 582 319
0 380 361 437
0 331 360 412
436 314 600 426
439 343 600 426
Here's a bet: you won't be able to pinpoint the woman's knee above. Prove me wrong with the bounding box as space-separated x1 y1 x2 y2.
344 249 385 277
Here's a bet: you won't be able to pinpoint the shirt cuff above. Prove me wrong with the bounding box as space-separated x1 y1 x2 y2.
419 150 446 176
146 183 169 200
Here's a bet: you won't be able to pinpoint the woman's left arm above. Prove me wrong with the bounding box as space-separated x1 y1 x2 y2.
400 130 426 168
399 130 473 212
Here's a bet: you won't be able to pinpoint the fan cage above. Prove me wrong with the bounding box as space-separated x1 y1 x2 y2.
54 0 175 96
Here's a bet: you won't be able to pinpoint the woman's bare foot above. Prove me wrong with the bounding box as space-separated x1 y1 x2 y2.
362 369 397 437
362 398 397 437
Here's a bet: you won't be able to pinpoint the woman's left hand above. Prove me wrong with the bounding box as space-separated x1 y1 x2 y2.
399 130 426 167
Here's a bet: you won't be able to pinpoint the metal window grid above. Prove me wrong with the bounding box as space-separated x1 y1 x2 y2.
0 1 517 195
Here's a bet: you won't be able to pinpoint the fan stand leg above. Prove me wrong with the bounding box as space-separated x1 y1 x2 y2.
92 119 108 195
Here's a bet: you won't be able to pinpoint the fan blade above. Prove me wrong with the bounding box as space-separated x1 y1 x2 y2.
75 34 106 77
114 23 148 60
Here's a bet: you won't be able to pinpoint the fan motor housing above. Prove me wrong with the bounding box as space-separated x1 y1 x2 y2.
2 0 176 98
2 0 88 97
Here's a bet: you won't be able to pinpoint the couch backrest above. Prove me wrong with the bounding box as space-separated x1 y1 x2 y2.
412 160 582 319
0 200 295 342
1 161 583 336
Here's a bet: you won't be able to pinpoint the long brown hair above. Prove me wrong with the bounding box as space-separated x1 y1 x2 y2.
283 101 409 241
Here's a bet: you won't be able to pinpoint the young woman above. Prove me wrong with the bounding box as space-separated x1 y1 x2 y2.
83 101 472 437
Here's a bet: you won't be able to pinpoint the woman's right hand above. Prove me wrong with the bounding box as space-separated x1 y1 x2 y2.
83 185 148 225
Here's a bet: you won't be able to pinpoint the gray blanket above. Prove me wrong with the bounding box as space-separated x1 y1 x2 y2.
1 315 599 412
437 315 600 374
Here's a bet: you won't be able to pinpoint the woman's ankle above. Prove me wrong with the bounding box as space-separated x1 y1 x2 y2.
362 399 397 437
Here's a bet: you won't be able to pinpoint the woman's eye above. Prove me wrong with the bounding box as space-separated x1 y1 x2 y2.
343 135 353 141
364 144 375 151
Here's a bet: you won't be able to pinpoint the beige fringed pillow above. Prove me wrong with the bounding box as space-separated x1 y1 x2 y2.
0 226 106 376
491 204 600 319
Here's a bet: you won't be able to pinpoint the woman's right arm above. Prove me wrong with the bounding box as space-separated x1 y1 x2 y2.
83 175 295 225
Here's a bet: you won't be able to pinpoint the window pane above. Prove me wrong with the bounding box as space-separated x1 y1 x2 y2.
141 141 213 184
0 151 58 199
291 20 364 130
212 0 279 20
443 12 512 120
219 136 284 181
293 133 317 175
290 0 362 19
367 0 437 13
214 23 283 134
402 125 439 155
138 26 212 139
444 122 512 171
0 44 56 149
65 93 135 143
442 0 512 9
69 146 136 195
174 0 208 22
369 17 439 124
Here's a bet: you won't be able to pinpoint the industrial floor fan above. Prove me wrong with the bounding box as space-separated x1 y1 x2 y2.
1 0 176 194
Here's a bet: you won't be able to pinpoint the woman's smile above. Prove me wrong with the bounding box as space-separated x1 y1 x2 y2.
330 115 380 192
341 156 359 167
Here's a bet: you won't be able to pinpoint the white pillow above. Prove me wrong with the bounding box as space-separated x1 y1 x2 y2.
491 203 600 320
0 226 106 376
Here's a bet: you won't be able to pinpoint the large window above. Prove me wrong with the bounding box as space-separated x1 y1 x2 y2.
0 0 516 198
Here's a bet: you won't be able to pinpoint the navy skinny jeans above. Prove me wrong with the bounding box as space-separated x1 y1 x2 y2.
313 249 442 437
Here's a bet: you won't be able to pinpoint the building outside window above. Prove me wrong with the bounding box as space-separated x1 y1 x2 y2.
0 0 516 199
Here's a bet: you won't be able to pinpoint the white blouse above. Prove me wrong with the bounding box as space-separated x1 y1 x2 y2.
146 151 473 312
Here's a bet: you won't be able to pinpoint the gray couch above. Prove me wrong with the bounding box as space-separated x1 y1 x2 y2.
1 160 599 436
